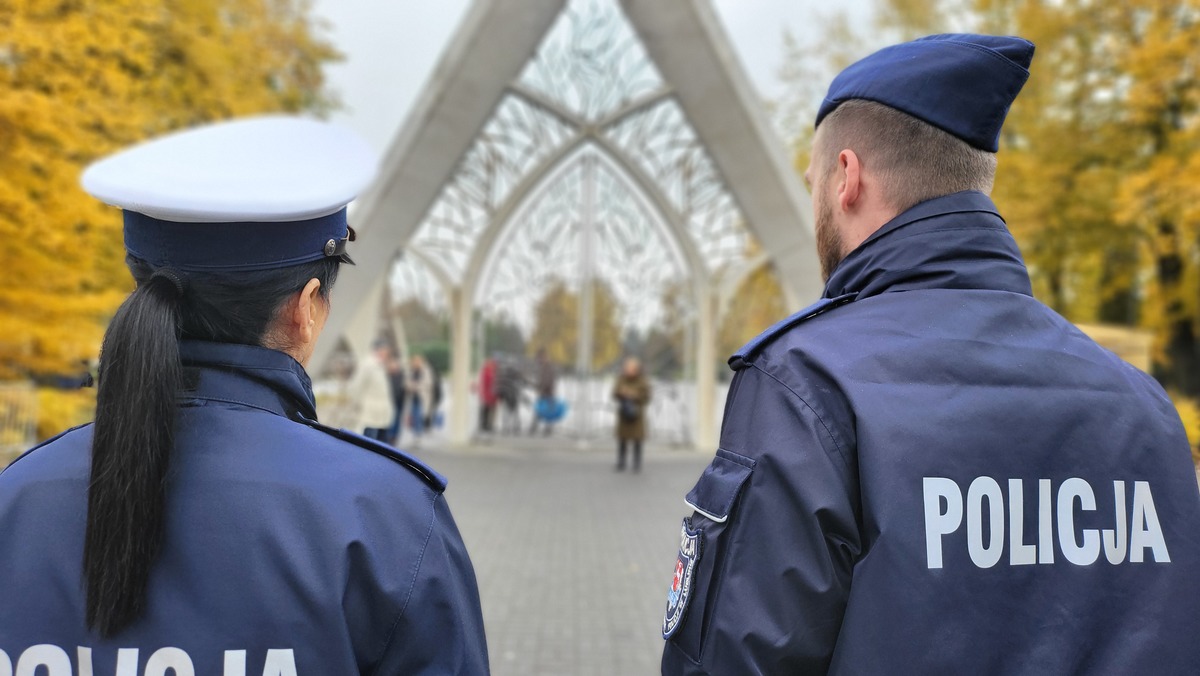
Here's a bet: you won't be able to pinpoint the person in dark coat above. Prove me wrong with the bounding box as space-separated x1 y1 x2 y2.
496 357 526 435
661 34 1200 675
528 348 558 436
0 117 489 673
612 356 651 472
385 347 407 445
478 356 498 433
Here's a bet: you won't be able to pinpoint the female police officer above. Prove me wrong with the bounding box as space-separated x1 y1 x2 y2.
0 117 489 674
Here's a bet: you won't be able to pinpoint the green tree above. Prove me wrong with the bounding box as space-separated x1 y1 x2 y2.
0 0 339 380
394 298 448 346
482 313 526 359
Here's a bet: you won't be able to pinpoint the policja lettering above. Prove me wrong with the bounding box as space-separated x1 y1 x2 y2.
923 477 1171 569
0 646 297 676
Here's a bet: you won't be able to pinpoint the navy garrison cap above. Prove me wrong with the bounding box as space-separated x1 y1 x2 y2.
81 116 378 272
816 34 1035 152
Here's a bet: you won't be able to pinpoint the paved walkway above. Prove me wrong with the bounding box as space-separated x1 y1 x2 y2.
411 436 710 676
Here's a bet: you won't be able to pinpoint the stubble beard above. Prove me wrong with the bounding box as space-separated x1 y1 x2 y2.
815 188 844 284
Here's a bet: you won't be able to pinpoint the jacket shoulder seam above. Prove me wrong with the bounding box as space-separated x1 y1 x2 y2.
369 490 440 674
298 417 447 491
0 423 93 475
749 363 851 470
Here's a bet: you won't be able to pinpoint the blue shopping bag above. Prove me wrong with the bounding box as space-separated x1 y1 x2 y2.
535 397 568 422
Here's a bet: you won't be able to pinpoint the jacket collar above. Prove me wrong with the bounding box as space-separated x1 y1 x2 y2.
822 191 1034 301
178 340 317 422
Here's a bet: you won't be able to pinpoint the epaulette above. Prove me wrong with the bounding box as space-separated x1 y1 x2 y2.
0 423 94 475
298 416 448 492
728 293 857 370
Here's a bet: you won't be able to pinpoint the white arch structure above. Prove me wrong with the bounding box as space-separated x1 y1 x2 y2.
316 0 822 449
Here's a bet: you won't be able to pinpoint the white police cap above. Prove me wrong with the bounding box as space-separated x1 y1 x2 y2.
81 116 378 271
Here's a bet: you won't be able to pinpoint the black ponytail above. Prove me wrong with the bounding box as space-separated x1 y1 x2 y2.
84 255 340 636
85 272 183 636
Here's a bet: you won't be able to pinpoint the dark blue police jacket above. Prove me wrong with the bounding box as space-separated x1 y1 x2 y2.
661 191 1200 675
0 341 489 675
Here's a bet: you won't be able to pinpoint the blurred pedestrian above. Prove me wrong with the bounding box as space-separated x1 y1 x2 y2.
385 347 407 445
406 354 433 443
613 356 651 472
478 356 498 433
528 348 558 436
496 357 526 435
426 359 443 431
355 340 395 442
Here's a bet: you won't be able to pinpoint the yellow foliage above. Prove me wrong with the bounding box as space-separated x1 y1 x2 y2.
527 278 622 371
1171 394 1200 464
36 387 95 441
0 0 339 379
719 264 788 358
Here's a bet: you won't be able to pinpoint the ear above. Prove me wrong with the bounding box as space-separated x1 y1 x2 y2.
294 278 323 345
836 149 862 212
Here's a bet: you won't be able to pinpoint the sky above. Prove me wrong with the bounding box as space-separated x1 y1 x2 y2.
309 0 876 153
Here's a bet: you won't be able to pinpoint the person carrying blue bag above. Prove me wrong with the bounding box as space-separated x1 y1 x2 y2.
528 347 564 435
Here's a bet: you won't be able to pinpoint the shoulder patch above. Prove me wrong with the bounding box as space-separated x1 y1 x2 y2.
729 293 857 369
662 518 702 639
298 417 448 492
1 423 93 475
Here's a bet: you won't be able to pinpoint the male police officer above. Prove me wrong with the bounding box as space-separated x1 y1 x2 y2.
661 34 1200 674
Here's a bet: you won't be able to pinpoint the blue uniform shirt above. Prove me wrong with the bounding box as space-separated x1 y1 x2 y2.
0 341 489 675
662 191 1200 674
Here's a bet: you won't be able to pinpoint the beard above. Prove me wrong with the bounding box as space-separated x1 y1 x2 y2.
814 187 844 283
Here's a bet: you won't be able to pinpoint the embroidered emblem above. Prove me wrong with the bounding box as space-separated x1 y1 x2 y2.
662 519 702 639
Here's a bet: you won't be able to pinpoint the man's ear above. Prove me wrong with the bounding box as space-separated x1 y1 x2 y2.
837 149 862 212
295 278 323 345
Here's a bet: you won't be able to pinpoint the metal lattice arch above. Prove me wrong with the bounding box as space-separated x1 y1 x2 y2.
316 0 821 449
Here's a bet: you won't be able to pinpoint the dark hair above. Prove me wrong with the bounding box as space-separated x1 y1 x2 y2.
85 254 339 636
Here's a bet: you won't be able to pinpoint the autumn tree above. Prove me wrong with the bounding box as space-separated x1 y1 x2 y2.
0 0 339 379
527 278 621 372
1105 2 1200 396
718 264 789 359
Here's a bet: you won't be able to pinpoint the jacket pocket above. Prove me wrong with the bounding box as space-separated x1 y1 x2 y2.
663 449 755 663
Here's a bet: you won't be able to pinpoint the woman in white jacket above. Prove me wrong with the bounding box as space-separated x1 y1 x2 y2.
351 342 395 441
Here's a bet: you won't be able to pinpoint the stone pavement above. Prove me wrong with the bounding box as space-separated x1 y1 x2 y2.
410 436 711 676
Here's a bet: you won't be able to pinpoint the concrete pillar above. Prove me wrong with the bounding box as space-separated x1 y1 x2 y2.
576 154 597 438
695 285 718 451
449 286 474 446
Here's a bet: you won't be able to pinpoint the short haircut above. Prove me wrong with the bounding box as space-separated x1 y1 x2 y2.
815 99 997 213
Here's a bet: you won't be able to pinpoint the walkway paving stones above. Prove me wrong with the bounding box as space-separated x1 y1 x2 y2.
414 438 710 676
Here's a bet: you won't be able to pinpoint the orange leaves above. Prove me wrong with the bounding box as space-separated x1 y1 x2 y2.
0 0 338 380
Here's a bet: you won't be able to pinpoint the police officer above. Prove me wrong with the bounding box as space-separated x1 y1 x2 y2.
661 34 1200 674
0 117 489 674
